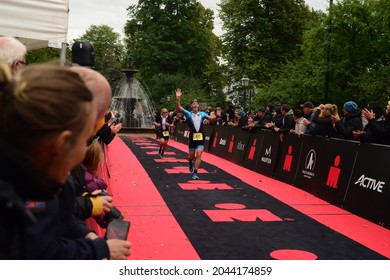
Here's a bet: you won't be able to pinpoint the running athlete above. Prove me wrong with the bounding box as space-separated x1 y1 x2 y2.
153 107 173 157
175 88 215 179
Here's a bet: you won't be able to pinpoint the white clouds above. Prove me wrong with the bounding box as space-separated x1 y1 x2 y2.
67 0 330 43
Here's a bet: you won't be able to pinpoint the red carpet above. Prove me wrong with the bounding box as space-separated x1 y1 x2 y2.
107 135 390 260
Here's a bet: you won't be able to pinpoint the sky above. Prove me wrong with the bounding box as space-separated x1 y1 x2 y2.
67 0 330 43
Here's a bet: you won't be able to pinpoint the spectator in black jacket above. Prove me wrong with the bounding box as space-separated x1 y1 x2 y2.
0 63 130 259
272 104 296 140
23 66 131 260
311 104 340 138
354 101 390 145
332 101 363 140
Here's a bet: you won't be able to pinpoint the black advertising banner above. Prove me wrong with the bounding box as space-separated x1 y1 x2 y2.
175 122 189 145
231 130 251 165
242 130 265 171
215 126 233 158
208 125 221 155
315 138 359 207
273 133 303 185
343 143 390 229
216 127 242 162
294 135 328 196
254 130 281 177
203 125 214 152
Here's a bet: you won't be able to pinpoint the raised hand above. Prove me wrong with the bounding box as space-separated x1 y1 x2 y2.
176 88 182 99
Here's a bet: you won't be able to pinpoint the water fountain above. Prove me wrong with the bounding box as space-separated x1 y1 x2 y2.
111 58 155 132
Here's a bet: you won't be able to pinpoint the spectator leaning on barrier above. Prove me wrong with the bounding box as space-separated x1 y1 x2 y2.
354 100 390 145
301 101 316 135
273 104 295 135
332 101 363 140
292 109 308 136
273 104 284 129
311 103 340 138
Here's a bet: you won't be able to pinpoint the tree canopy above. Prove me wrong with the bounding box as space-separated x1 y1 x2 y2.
259 0 390 109
124 0 224 110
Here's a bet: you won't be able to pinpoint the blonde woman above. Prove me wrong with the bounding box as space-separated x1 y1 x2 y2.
311 103 340 138
153 107 173 157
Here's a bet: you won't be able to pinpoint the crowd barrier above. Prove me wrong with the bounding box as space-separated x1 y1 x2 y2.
173 122 390 229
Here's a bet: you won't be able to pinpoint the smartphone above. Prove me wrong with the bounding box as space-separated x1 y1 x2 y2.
105 219 130 240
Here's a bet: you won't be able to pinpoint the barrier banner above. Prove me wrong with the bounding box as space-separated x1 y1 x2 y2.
175 122 189 145
343 143 390 228
170 124 176 141
208 125 222 155
315 138 359 207
215 126 236 159
231 129 251 165
294 135 328 196
215 126 233 158
203 125 214 152
273 133 303 185
242 130 265 171
254 130 280 177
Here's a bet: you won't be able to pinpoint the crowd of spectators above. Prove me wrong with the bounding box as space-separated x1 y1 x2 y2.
167 99 390 145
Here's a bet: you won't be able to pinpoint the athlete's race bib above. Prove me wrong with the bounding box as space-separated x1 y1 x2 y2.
193 133 203 141
162 131 170 137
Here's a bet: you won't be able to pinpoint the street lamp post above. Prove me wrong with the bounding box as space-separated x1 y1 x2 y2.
241 75 249 111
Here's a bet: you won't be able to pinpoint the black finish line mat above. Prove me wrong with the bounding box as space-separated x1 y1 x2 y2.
121 136 387 260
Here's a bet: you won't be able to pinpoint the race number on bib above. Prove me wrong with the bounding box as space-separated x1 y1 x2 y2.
193 133 203 141
162 131 170 137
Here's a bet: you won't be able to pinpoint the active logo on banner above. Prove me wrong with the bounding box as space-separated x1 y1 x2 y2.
354 174 385 193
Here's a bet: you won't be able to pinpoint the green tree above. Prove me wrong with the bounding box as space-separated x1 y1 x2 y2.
219 0 316 89
124 0 223 109
74 24 126 92
27 47 69 65
261 0 390 109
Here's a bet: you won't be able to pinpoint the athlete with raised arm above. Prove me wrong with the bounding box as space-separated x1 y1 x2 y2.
175 88 215 179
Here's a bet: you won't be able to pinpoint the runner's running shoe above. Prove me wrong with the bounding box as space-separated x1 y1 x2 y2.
189 161 194 173
192 173 199 180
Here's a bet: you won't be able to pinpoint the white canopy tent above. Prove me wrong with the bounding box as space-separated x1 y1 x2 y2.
0 0 69 64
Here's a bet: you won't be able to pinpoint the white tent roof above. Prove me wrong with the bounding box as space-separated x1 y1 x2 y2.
0 0 69 50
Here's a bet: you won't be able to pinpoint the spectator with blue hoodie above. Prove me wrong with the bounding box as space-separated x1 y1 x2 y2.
332 101 363 140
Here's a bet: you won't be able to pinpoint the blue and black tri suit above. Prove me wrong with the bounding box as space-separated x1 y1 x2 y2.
181 108 210 151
